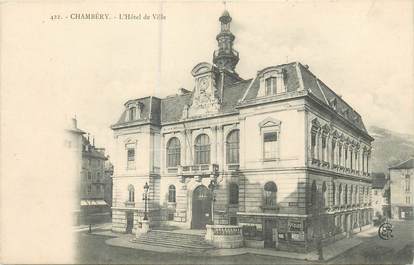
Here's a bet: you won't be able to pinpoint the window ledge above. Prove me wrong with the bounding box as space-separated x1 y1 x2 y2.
263 158 278 162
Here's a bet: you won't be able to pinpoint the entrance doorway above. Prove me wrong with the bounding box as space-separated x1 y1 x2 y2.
126 212 134 233
191 185 212 229
264 219 277 248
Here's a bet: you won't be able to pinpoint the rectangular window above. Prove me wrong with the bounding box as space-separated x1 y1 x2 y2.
405 176 410 192
127 148 135 169
265 77 277 96
311 132 316 159
263 132 278 160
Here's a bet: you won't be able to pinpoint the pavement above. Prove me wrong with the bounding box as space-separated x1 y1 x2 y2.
73 222 112 232
89 224 380 262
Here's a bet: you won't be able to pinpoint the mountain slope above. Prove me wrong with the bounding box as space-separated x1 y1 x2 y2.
369 126 414 173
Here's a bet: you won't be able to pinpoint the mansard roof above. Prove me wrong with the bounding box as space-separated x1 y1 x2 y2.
112 61 370 138
160 78 251 124
239 62 368 134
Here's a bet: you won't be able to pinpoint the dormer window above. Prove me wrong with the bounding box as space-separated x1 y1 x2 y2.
125 101 143 122
265 77 277 96
128 107 137 121
258 67 286 97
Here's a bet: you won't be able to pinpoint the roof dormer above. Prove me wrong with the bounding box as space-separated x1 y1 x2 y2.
257 66 286 97
124 100 144 122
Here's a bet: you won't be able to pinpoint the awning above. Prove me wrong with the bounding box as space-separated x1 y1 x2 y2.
80 199 108 206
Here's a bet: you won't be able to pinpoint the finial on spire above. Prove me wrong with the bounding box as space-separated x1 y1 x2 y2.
213 6 239 72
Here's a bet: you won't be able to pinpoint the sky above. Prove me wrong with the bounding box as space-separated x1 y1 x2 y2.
76 0 413 159
4 0 414 159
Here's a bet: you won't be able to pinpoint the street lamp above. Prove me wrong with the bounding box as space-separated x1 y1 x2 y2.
143 182 149 221
208 179 217 225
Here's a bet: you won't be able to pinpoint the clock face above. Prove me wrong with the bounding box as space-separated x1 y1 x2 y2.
199 77 209 91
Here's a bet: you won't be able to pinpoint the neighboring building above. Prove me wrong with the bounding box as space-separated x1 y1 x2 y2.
371 172 390 220
80 135 111 224
110 11 374 252
104 157 114 208
65 117 85 225
390 158 414 220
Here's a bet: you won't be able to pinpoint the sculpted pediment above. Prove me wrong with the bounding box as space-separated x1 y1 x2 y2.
191 62 214 77
259 117 282 128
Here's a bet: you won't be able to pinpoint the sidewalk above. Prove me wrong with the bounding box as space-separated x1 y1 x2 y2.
73 222 112 232
100 225 378 261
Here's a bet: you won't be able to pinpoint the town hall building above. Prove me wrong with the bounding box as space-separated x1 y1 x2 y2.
110 10 374 252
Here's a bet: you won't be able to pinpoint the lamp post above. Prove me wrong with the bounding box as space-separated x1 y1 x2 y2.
143 182 149 221
208 179 217 225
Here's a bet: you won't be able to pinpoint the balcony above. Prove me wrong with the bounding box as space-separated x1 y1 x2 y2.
178 164 219 177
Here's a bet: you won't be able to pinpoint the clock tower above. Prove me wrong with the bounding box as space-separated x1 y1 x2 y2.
213 10 239 73
186 62 221 118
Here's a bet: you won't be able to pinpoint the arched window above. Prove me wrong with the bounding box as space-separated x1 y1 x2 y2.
264 181 277 207
311 181 317 208
167 137 181 167
344 184 348 205
168 185 176 203
355 186 359 205
350 185 353 205
322 182 328 207
226 130 240 164
332 182 336 206
128 185 135 202
311 129 317 159
195 134 210 165
128 107 136 121
361 186 365 204
229 183 239 204
265 76 277 95
338 184 342 205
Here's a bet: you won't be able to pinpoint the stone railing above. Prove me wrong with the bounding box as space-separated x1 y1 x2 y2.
205 225 243 248
178 164 219 177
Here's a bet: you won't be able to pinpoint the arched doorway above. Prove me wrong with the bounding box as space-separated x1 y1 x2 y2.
191 185 212 229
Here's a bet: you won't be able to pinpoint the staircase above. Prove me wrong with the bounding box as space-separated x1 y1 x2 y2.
132 230 214 252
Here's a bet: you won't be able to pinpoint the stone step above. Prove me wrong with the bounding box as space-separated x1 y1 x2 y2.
136 236 210 246
133 230 214 250
133 238 214 250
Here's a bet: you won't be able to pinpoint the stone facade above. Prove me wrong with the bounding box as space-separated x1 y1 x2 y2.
389 158 414 219
110 11 374 252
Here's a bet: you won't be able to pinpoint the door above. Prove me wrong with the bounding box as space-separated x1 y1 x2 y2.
126 212 134 233
192 185 212 229
264 219 277 248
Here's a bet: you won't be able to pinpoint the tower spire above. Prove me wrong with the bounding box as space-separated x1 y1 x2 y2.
213 9 239 72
